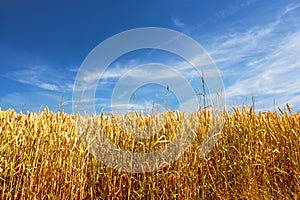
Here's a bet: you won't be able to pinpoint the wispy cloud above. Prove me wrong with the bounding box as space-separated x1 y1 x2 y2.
0 93 27 111
6 66 74 92
2 65 77 112
0 91 68 112
72 59 202 113
172 18 185 29
282 2 300 17
205 2 300 111
39 83 59 91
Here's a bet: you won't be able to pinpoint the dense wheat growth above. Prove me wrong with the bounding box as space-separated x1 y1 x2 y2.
0 105 299 199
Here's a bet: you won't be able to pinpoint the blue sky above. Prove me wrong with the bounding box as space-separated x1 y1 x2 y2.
1 0 300 114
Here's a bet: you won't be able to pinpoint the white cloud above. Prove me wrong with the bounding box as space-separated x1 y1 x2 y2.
224 31 300 98
9 67 58 91
172 18 185 29
282 2 300 17
0 93 27 111
39 83 59 91
0 91 69 112
74 50 225 113
6 66 75 92
205 3 300 111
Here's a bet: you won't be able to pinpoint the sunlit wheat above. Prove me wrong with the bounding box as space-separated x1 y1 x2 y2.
0 105 299 199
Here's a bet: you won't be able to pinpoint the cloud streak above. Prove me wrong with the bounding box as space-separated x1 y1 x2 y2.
172 18 185 29
205 2 300 111
6 66 75 92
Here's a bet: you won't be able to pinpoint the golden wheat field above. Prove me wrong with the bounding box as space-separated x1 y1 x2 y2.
0 105 299 199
